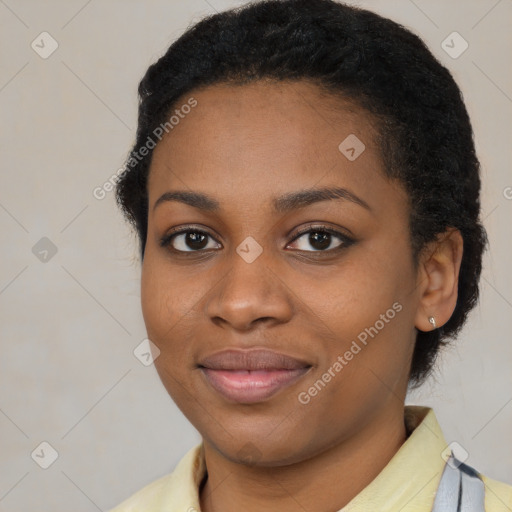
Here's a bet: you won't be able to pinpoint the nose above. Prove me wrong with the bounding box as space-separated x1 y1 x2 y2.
204 247 294 332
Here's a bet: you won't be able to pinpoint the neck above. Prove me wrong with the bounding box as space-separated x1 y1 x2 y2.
199 404 407 512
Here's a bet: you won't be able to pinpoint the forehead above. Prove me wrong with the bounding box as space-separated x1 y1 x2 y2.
153 79 377 153
147 80 397 212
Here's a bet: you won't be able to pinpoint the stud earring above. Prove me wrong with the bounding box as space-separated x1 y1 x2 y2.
428 316 437 329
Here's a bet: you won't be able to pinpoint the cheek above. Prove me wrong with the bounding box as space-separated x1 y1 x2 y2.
140 251 213 368
141 261 165 337
301 245 415 372
301 253 399 329
140 253 184 344
140 255 195 401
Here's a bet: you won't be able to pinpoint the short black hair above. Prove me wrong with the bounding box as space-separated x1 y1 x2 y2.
115 0 488 389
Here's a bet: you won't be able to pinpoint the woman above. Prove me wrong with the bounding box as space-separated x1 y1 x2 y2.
109 0 512 510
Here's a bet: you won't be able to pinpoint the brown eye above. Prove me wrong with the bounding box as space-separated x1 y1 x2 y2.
287 226 354 252
160 229 221 252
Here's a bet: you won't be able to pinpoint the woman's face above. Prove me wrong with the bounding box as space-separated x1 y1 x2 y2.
141 80 422 465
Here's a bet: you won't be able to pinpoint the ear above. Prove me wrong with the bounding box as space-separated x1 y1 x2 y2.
414 228 464 332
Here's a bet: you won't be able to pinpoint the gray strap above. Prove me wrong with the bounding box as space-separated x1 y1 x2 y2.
459 459 486 511
431 452 485 512
432 453 461 511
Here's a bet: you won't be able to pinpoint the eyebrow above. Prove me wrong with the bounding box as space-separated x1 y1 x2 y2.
152 186 372 214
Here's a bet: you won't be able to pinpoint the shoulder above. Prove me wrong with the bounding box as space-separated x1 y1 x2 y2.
106 443 204 512
481 473 512 511
107 472 175 512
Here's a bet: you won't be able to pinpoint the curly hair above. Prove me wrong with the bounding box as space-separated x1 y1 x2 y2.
115 0 488 389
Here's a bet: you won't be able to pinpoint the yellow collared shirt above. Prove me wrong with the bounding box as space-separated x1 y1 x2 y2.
108 405 512 511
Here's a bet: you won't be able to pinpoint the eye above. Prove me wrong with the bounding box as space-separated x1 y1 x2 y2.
160 227 221 252
287 225 354 252
159 224 354 254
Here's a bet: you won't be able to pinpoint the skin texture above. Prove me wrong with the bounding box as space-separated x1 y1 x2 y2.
141 80 463 512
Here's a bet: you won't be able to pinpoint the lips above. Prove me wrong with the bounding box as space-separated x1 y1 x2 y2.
198 348 312 403
198 348 311 371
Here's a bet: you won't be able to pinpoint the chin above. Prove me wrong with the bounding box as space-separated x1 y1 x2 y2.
203 428 318 468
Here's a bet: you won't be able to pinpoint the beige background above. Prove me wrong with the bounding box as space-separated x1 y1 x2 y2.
0 0 511 510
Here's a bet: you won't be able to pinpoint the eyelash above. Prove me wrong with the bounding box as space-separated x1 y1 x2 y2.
159 224 355 255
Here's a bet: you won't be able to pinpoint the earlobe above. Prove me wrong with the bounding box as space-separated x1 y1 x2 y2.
414 228 464 332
